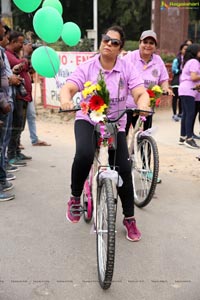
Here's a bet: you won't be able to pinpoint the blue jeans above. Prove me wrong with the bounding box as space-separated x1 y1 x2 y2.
2 102 14 167
27 101 38 144
180 96 195 139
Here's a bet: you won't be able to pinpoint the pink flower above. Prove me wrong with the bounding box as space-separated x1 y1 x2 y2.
80 101 89 114
155 98 161 107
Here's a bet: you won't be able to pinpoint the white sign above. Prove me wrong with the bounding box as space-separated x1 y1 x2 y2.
43 51 95 108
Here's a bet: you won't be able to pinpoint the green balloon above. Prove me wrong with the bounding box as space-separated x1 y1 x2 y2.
61 22 81 47
13 0 42 13
33 7 63 43
31 46 60 78
42 0 63 15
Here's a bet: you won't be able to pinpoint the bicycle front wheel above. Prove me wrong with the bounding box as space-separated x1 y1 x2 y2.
96 178 116 290
132 135 159 208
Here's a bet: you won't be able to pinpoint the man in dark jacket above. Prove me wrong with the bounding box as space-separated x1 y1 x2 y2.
5 31 32 166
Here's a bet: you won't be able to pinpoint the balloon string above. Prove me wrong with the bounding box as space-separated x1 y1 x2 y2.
44 45 58 78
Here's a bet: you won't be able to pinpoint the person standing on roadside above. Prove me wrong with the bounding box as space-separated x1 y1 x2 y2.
0 25 22 176
0 20 15 201
5 31 32 167
178 44 200 149
20 40 51 147
171 43 188 122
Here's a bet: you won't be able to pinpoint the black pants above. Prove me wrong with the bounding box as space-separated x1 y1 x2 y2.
192 101 200 135
172 87 182 116
0 113 8 182
180 96 195 139
8 97 27 159
71 120 134 217
126 111 152 136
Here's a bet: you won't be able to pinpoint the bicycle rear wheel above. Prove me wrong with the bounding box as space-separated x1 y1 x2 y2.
132 135 159 207
96 178 116 290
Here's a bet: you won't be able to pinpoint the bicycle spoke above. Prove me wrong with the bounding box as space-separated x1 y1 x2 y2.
132 136 159 207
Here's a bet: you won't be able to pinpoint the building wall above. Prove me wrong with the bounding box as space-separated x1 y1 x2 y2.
152 0 189 54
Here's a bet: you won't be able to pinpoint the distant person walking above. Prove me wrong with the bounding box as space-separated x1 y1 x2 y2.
178 44 200 149
171 43 188 121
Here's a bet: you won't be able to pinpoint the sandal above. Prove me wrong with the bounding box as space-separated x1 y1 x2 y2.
32 140 51 146
19 144 25 149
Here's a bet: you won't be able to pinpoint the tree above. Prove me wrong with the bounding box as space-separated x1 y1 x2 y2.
98 0 151 41
0 0 151 46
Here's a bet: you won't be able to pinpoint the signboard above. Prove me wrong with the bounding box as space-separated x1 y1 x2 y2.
42 51 95 108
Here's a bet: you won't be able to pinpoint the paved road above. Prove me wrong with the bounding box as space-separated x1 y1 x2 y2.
0 109 200 300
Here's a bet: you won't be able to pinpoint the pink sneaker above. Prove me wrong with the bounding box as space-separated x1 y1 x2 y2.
123 217 141 242
67 196 81 223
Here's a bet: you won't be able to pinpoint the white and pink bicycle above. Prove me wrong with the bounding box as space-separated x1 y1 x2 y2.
60 107 154 289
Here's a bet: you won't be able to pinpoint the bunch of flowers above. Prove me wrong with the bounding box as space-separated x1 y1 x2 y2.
80 70 110 122
147 85 163 108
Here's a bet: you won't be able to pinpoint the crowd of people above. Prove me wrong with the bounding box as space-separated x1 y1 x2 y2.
171 39 200 148
0 19 51 202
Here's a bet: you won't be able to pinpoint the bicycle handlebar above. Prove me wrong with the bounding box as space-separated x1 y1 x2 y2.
59 107 153 123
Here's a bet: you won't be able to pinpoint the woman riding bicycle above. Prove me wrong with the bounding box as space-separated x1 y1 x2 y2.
60 25 150 242
122 30 173 133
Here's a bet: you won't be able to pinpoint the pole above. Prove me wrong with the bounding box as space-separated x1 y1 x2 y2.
1 0 13 28
93 0 98 50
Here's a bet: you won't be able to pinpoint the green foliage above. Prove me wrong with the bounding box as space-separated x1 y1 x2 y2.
97 70 110 107
10 0 151 49
124 40 139 51
98 0 151 41
49 37 93 52
159 50 176 63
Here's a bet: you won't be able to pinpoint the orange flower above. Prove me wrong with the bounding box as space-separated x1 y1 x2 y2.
80 101 89 114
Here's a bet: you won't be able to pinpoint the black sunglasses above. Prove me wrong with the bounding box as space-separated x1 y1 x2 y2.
101 34 122 47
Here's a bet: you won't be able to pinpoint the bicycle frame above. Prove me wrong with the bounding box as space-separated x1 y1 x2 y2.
91 122 121 225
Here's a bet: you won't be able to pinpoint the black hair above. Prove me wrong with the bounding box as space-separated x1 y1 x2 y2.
184 39 193 45
179 43 187 52
8 30 24 42
104 25 125 49
3 25 11 35
183 43 200 67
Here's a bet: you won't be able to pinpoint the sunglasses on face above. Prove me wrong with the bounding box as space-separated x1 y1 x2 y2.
101 34 122 47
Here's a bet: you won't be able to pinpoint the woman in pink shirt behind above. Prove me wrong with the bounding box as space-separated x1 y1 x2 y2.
60 26 150 242
178 44 200 149
122 30 172 134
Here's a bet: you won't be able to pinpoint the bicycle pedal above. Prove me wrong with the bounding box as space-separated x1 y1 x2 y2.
70 204 84 217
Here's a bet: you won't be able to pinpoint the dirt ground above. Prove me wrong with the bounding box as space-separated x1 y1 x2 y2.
31 106 200 183
152 108 200 182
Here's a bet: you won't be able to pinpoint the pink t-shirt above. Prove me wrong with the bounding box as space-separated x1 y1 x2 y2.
178 59 200 98
66 53 144 131
122 50 169 108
